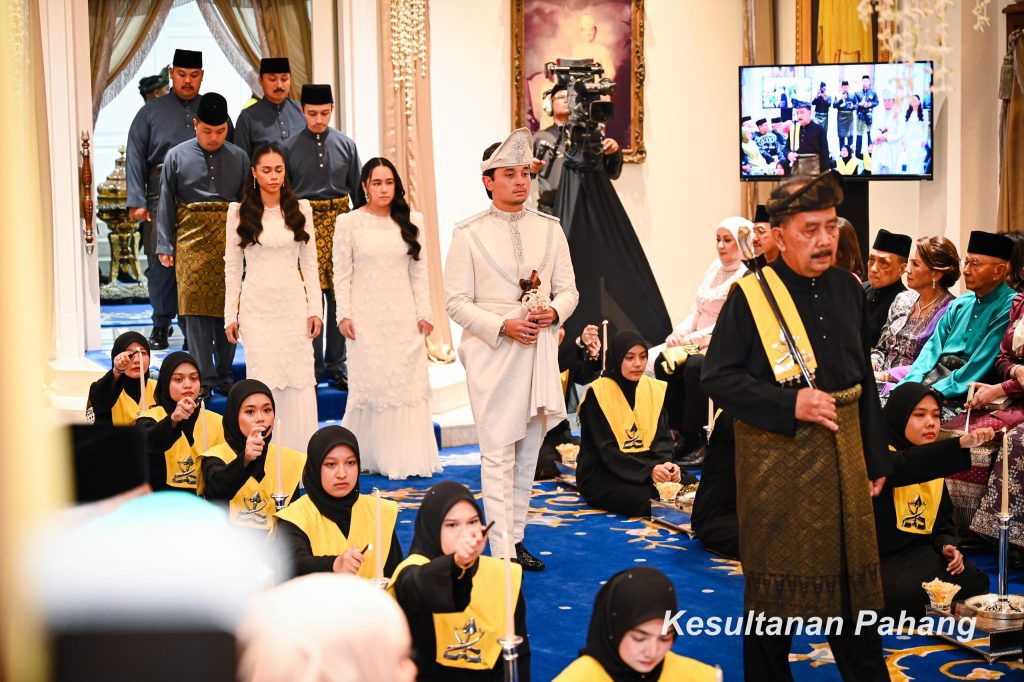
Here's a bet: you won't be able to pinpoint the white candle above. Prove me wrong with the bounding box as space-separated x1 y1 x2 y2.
964 383 976 434
199 399 208 452
275 415 284 496
708 399 714 430
375 488 384 580
1002 429 1010 518
138 360 147 412
601 320 609 372
503 525 515 641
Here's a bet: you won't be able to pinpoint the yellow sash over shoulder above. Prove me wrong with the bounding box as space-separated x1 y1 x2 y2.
581 376 667 452
139 405 225 490
275 494 398 578
552 652 719 681
735 266 817 385
389 554 521 671
197 441 304 530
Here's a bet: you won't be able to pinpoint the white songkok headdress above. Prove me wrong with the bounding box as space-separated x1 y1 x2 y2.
480 127 534 172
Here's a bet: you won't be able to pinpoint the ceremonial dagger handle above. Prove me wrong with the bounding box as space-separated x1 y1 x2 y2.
737 227 817 390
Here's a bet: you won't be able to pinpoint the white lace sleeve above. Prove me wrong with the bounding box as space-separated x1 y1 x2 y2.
223 203 243 325
332 211 354 320
299 200 323 320
409 211 433 324
548 225 579 326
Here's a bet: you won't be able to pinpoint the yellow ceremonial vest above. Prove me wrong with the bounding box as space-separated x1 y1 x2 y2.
197 441 305 530
113 379 157 426
581 376 667 452
552 652 719 681
275 494 398 579
735 266 818 385
836 156 860 175
139 405 225 491
389 554 522 671
890 448 944 534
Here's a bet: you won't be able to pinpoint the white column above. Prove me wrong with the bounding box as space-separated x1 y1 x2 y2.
40 0 99 358
337 0 381 158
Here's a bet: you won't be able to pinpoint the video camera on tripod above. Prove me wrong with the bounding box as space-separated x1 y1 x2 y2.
544 58 614 165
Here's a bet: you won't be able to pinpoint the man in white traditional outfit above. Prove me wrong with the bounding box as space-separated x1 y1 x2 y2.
871 91 905 175
445 128 579 571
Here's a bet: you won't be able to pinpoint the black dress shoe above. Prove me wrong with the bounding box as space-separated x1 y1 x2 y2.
513 542 545 571
677 446 706 469
149 326 169 350
217 380 234 396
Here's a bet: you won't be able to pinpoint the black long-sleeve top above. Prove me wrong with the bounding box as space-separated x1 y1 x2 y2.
701 258 891 480
874 438 969 556
393 556 530 682
199 454 300 502
86 370 131 426
575 392 676 491
863 279 907 348
134 414 187 492
274 517 404 577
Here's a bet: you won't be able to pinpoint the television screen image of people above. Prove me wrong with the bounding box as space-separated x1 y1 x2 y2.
740 62 933 180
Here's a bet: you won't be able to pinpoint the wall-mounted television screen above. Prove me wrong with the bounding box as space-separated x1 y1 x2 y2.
739 62 934 181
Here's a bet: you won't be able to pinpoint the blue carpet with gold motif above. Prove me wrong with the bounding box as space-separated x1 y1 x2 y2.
365 451 1024 682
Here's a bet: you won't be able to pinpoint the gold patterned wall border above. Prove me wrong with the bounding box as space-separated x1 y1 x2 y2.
511 0 646 163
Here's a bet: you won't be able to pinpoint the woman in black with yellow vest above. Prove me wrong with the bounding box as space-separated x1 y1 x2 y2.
86 331 156 426
274 425 402 578
577 330 691 517
876 382 992 617
554 567 718 681
135 351 225 492
389 481 529 681
197 379 304 531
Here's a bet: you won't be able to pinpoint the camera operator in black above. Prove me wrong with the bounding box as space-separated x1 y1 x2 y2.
532 82 622 216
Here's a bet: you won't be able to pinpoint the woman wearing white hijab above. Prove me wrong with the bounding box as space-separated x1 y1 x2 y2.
651 216 750 463
237 574 416 682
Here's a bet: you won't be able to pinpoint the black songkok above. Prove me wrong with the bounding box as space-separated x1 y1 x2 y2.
755 118 767 127
967 231 1014 261
301 84 334 105
173 49 203 69
740 115 751 124
841 80 849 86
259 57 290 75
196 93 229 126
871 229 913 259
138 67 169 97
770 116 782 124
766 171 845 224
753 204 770 224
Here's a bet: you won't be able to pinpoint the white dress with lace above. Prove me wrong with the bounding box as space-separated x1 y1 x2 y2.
224 200 323 453
332 209 440 479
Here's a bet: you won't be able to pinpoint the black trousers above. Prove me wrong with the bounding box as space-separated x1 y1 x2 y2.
313 289 347 379
654 352 709 436
143 176 178 328
181 316 235 390
743 627 888 681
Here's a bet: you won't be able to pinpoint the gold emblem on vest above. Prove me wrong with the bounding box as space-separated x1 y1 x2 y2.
239 490 269 525
622 423 644 450
901 494 927 531
173 454 197 485
444 617 485 664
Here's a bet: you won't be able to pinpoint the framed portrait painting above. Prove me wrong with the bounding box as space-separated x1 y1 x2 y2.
511 0 646 162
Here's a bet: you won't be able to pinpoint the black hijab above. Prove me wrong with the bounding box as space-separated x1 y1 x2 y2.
111 331 151 403
304 425 361 532
883 382 941 450
153 351 202 444
409 481 482 560
223 379 275 477
603 330 649 408
580 567 679 681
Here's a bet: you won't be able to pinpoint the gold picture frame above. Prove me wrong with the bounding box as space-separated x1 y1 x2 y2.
511 0 646 163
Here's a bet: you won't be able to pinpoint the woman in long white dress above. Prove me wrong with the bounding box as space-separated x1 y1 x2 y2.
225 143 323 453
903 94 930 176
333 157 440 479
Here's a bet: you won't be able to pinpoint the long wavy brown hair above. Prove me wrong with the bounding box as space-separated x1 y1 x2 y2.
356 157 422 260
237 143 309 248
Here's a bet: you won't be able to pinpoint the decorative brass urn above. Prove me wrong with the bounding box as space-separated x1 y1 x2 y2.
97 146 142 284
